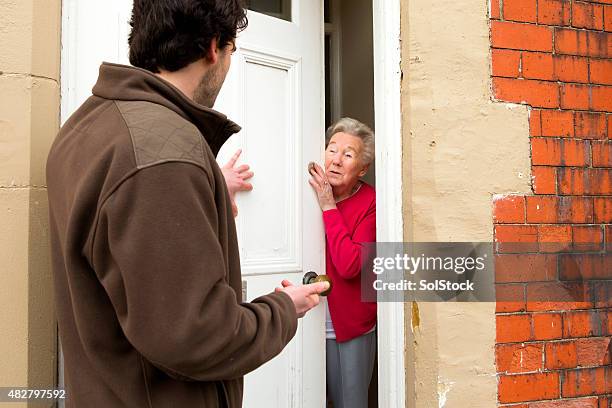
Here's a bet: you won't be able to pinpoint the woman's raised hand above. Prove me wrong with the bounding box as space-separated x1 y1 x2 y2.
308 162 336 212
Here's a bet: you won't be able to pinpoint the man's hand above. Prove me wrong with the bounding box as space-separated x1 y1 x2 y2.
275 279 330 318
221 149 254 217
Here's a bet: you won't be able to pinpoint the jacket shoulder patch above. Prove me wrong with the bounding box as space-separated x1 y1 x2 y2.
115 100 207 169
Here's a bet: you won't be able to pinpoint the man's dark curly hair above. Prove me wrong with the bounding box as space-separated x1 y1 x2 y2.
129 0 248 73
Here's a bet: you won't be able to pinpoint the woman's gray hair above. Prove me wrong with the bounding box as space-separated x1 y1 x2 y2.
325 117 375 165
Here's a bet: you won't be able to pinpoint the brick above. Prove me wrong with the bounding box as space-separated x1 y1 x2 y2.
572 2 604 30
538 225 572 242
494 78 559 108
504 0 537 22
498 372 560 403
572 225 604 251
554 55 589 83
539 224 572 252
555 28 589 56
497 314 532 343
529 398 598 408
560 83 590 110
496 343 543 373
599 396 610 408
532 312 563 340
491 0 501 19
606 5 612 31
527 196 560 223
496 284 526 312
591 281 612 308
575 337 612 366
594 197 612 222
492 21 553 52
530 109 542 136
555 28 610 58
608 114 611 139
495 253 557 282
545 340 578 369
590 59 612 85
558 197 594 223
591 86 612 112
492 49 521 77
562 366 611 397
563 310 608 337
522 52 554 80
531 138 590 166
540 110 575 137
546 338 611 371
575 112 607 139
495 224 538 242
556 168 586 195
538 0 572 26
559 253 612 280
592 141 612 167
557 168 612 195
587 31 611 59
532 166 557 194
495 224 540 252
526 281 593 311
493 195 526 223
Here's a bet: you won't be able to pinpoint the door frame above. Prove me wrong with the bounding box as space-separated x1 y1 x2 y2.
372 0 406 407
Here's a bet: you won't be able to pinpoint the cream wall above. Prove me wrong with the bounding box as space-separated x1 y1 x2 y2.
400 0 532 406
0 0 61 401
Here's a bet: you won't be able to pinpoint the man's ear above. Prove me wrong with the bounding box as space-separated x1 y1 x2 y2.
204 37 220 64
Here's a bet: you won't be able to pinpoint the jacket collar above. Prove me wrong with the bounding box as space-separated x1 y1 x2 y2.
92 62 241 155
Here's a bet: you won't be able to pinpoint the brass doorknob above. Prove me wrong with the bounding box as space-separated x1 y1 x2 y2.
302 271 332 296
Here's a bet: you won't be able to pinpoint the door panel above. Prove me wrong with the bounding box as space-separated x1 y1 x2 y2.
215 3 326 407
238 50 299 270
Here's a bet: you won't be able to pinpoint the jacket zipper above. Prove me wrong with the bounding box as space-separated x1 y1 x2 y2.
217 381 230 408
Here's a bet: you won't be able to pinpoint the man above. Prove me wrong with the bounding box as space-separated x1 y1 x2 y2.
46 1 329 406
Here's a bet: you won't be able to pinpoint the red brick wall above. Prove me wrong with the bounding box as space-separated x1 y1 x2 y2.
489 0 612 406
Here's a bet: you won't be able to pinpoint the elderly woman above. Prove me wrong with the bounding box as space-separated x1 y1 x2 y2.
308 117 377 408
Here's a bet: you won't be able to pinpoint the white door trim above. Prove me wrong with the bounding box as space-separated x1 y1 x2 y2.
373 0 406 407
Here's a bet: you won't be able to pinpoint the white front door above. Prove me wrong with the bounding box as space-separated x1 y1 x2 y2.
215 2 325 407
60 1 326 407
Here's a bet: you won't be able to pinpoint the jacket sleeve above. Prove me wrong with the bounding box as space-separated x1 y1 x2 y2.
322 201 376 280
90 161 298 381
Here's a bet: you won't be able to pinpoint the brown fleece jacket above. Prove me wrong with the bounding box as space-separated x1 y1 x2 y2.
46 62 298 408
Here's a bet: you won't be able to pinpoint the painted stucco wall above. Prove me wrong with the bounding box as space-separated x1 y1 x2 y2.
400 0 532 406
0 0 61 398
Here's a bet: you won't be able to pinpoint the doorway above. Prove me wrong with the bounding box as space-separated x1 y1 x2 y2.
324 0 378 406
58 0 405 406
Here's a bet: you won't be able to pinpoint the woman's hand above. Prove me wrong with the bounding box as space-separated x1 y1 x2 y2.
308 162 336 212
221 149 254 217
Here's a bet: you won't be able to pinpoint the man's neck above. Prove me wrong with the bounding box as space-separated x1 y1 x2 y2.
155 60 205 102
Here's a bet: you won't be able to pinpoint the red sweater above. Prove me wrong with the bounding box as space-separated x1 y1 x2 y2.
323 182 377 343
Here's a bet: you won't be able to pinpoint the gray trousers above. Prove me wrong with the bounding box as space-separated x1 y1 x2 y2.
326 331 377 408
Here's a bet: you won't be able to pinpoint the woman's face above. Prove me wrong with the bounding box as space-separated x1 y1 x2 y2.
324 132 369 190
